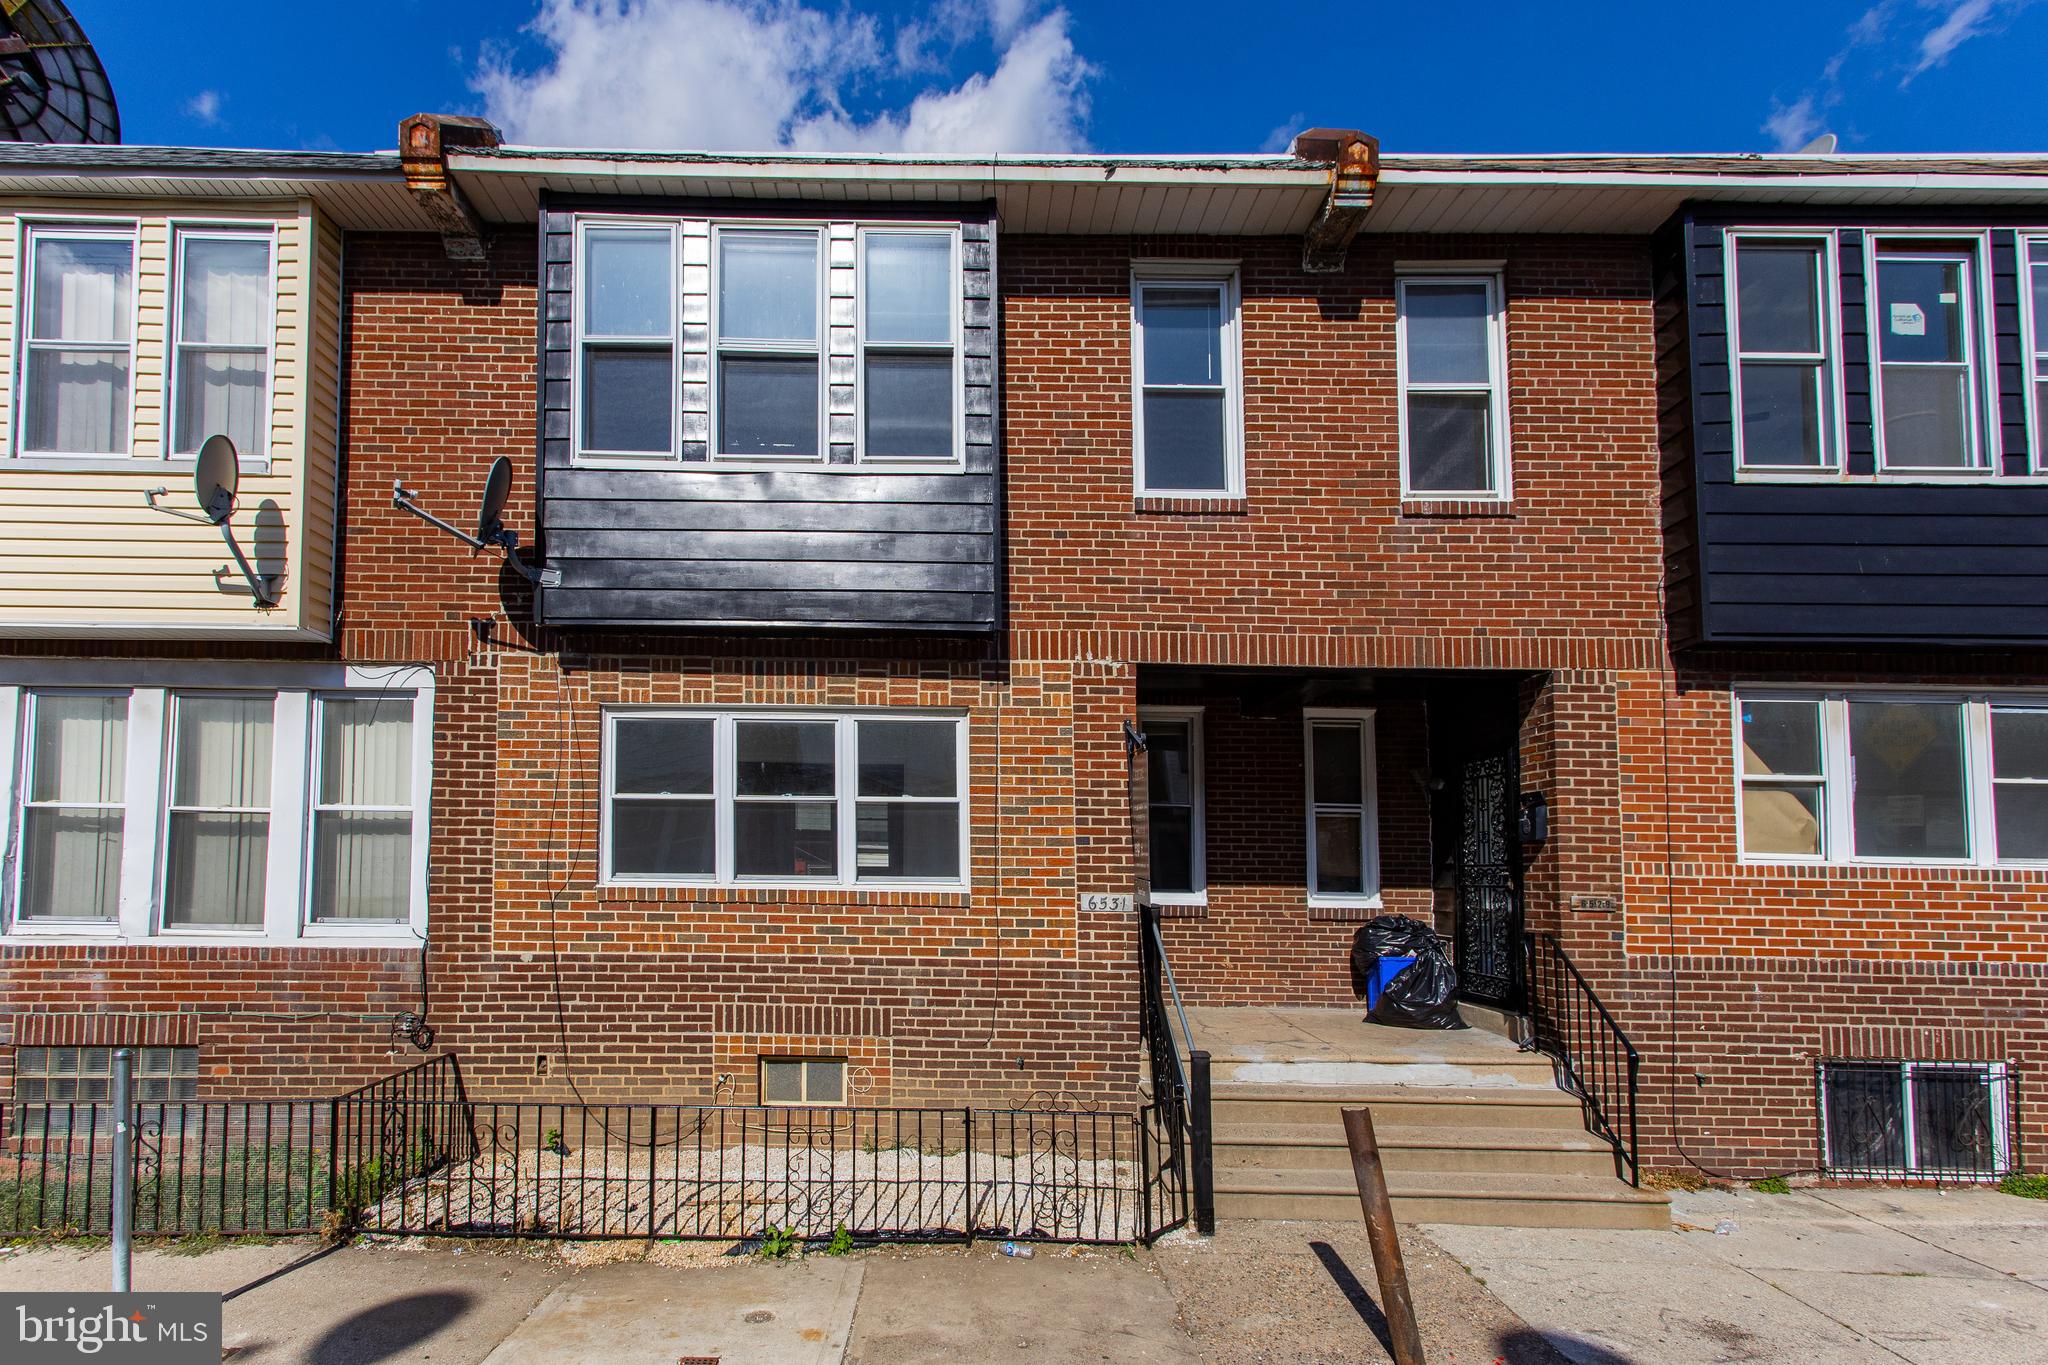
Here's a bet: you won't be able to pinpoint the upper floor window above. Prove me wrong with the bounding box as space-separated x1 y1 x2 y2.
579 223 676 458
19 225 134 457
1730 235 1837 471
1 668 431 942
715 227 822 459
602 710 967 889
860 229 957 462
170 230 273 457
1396 272 1509 498
1131 266 1241 497
2025 236 2048 469
1871 237 1992 473
1735 690 2046 867
1304 708 1380 906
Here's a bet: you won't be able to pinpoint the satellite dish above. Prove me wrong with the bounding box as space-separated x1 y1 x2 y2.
195 435 239 525
0 0 120 145
1798 132 1838 155
478 456 512 545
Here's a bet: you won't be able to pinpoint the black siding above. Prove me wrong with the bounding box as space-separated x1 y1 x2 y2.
536 196 1001 632
1667 205 2048 647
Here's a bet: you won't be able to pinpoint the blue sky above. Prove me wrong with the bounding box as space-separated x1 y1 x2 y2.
74 1 2048 156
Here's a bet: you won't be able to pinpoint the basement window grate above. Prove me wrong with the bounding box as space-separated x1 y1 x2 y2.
1818 1059 2013 1180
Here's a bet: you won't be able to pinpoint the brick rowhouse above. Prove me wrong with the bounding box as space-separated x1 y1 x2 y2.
4 136 2045 1182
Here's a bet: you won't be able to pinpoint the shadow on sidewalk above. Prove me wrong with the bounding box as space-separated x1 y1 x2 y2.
307 1291 476 1365
1309 1240 1396 1356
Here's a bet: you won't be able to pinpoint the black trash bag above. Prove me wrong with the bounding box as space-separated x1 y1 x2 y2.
1349 915 1469 1030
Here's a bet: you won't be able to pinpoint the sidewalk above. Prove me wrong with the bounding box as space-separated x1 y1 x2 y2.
1425 1186 2048 1363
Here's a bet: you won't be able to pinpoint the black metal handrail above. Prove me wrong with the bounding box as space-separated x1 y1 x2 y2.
1140 899 1213 1235
1524 932 1641 1186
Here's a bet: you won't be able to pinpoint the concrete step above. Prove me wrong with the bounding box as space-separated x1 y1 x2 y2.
1210 1084 1591 1131
1207 1054 1560 1088
1212 1122 1621 1178
1212 1168 1670 1230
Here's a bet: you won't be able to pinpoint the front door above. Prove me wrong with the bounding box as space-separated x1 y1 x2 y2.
1454 751 1523 1008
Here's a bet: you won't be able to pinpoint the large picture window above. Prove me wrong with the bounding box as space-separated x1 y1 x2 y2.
1131 267 1240 497
1730 235 1837 470
1396 273 1509 497
1 668 431 941
169 228 273 457
18 225 134 457
1735 691 2044 866
603 711 967 889
1304 709 1380 905
1871 238 1991 472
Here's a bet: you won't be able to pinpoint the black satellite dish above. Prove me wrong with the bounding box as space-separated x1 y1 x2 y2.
0 0 120 145
477 456 512 549
195 434 239 525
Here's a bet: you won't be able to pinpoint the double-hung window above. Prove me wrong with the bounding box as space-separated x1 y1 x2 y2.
1304 709 1379 904
14 690 127 922
2025 236 2048 466
1735 691 2046 866
603 711 967 888
715 228 822 459
1730 236 1837 470
170 228 273 457
19 224 134 456
1131 267 1240 496
1871 238 1991 472
579 223 677 457
2 670 431 940
1396 272 1509 497
860 229 957 461
1140 709 1205 903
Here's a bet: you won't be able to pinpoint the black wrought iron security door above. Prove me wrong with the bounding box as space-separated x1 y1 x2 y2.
1455 752 1523 1008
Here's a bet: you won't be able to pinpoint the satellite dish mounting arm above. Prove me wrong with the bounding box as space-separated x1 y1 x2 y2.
392 478 561 588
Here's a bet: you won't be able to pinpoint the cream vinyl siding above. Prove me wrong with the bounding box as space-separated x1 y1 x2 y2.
0 198 335 640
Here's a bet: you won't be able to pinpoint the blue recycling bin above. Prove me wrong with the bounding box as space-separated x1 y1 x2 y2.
1365 955 1416 1011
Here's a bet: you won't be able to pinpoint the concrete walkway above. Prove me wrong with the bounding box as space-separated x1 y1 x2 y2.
1426 1186 2048 1363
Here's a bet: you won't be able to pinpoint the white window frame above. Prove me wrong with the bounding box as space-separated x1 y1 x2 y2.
1819 1059 2012 1178
1395 267 1511 500
164 221 278 462
1138 706 1206 907
572 217 681 464
854 224 965 469
1866 231 2000 476
0 662 433 945
709 222 828 465
2021 234 2048 474
1130 261 1243 499
1726 231 1846 477
759 1055 848 1107
6 686 129 932
156 690 277 935
303 690 433 940
14 220 141 461
1731 687 2048 869
1303 707 1381 909
599 708 970 892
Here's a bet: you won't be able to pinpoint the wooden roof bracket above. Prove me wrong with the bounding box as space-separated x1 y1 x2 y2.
1295 128 1380 274
400 113 502 263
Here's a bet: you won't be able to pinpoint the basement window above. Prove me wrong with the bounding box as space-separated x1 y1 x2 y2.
760 1056 847 1107
11 1046 199 1136
1820 1060 2011 1179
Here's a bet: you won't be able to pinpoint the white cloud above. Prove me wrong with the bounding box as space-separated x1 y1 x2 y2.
474 0 1092 153
1762 95 1824 152
184 90 223 126
1909 0 2000 76
1259 113 1304 156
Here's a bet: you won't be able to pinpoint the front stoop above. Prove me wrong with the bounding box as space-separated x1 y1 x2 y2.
1189 1008 1669 1231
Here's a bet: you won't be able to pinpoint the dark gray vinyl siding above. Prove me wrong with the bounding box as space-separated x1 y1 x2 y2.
536 197 1001 632
1667 206 2048 646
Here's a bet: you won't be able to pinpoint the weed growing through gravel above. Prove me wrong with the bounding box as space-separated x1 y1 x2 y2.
1749 1176 1792 1195
1998 1173 2048 1199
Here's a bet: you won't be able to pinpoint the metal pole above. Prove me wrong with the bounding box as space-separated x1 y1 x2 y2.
111 1048 134 1293
1341 1108 1425 1365
1188 1050 1215 1237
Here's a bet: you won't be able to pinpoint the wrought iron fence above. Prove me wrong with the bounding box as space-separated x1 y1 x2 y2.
1523 931 1641 1186
4 1052 1181 1244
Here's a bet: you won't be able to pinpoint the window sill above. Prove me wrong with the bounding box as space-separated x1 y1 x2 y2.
601 881 971 902
3 456 274 476
3 932 422 949
1306 894 1385 922
1400 498 1514 519
1133 495 1248 515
